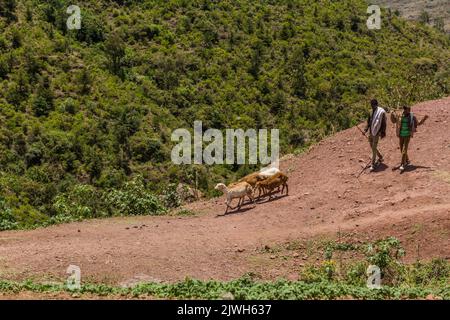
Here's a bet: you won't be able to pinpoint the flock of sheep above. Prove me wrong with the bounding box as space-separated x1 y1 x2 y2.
214 167 289 214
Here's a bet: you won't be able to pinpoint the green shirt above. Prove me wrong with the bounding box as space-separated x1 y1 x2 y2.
400 115 411 137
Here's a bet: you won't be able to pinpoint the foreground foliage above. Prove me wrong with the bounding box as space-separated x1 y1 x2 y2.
1 238 448 299
1 263 448 300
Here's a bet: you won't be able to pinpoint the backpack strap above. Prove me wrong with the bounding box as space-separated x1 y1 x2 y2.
410 112 416 135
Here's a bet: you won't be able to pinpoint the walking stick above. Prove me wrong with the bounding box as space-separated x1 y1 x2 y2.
357 161 372 179
355 125 382 178
356 125 382 156
356 125 366 136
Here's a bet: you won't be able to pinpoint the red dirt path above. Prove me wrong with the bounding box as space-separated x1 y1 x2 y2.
0 97 449 286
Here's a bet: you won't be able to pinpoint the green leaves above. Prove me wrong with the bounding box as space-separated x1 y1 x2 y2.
104 32 126 77
102 176 167 216
0 0 17 23
0 196 19 231
0 271 448 299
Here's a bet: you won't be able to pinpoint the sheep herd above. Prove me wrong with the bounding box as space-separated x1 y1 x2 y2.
214 167 289 214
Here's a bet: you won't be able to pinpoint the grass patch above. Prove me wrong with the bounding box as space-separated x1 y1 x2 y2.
433 171 450 184
0 275 448 300
171 209 198 216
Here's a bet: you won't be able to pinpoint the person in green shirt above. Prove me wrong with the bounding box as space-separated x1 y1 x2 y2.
391 106 428 172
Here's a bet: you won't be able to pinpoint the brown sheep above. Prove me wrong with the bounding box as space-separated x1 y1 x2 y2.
237 172 267 188
229 168 281 198
255 172 288 199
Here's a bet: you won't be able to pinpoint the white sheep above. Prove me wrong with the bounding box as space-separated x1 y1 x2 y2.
258 167 280 177
214 181 255 214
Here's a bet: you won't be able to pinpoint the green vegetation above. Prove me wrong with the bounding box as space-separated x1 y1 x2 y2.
0 0 449 229
0 276 448 299
301 237 449 289
1 238 448 299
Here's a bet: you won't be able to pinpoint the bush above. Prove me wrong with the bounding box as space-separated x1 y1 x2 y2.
103 176 167 216
364 237 405 285
0 0 17 22
52 184 105 219
74 11 105 44
405 259 450 287
0 55 10 79
11 204 49 228
160 183 182 209
0 197 19 231
299 237 450 290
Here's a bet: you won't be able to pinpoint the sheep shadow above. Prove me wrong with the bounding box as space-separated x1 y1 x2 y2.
256 193 289 204
215 205 255 217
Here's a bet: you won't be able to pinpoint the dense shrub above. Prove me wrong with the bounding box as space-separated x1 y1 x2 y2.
103 176 167 216
0 196 18 231
53 184 104 219
299 237 449 289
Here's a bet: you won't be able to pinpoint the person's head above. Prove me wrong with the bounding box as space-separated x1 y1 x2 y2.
403 106 411 115
370 99 378 110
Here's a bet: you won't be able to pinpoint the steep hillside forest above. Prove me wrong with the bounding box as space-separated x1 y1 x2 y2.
0 0 449 229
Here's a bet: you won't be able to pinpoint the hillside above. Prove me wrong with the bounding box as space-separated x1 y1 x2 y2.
377 0 450 32
0 0 450 229
0 97 449 286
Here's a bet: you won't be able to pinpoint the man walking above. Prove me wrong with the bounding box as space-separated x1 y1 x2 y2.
391 106 427 173
364 99 387 172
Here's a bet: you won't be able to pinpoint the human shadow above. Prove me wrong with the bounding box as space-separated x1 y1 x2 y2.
373 163 388 172
401 165 432 174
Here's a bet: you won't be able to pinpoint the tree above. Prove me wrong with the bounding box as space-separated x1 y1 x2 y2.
280 21 295 40
0 0 17 22
11 28 21 48
78 68 92 95
32 76 54 117
249 40 264 79
0 56 9 79
419 11 430 24
350 15 360 32
434 18 445 32
25 4 33 22
6 68 29 106
75 11 105 44
271 91 286 114
104 33 126 76
291 48 307 98
201 21 219 48
42 0 66 31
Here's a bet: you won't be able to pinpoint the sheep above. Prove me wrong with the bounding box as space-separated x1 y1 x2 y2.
237 172 267 188
236 167 280 187
255 172 288 200
230 168 280 198
214 181 255 214
258 167 280 177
